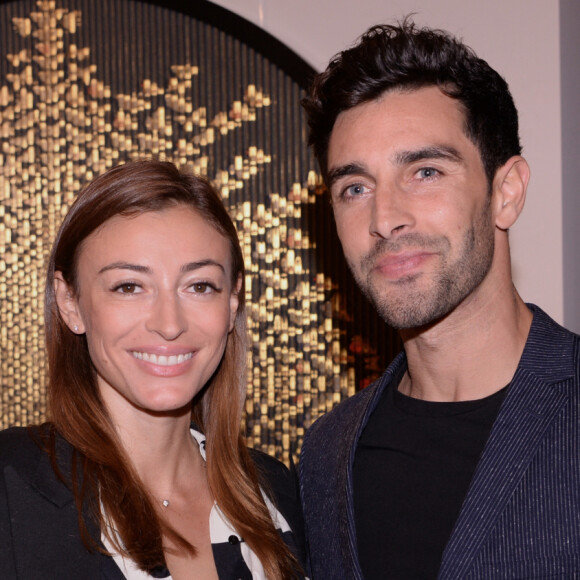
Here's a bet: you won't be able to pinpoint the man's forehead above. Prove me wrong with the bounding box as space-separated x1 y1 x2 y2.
327 86 473 166
332 85 465 131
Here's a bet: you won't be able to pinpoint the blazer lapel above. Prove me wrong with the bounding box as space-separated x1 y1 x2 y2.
5 465 102 579
439 306 576 579
4 434 119 579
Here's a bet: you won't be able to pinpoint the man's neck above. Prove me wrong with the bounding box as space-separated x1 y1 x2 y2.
398 285 533 402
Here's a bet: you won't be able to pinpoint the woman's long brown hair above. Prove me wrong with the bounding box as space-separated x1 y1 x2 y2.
44 159 300 578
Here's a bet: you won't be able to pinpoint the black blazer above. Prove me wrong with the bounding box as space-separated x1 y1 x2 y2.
300 305 580 579
0 425 306 579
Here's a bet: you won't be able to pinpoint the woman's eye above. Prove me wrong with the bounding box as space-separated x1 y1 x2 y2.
114 283 140 294
191 282 215 294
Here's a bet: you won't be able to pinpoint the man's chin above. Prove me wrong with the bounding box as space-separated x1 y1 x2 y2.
369 292 454 331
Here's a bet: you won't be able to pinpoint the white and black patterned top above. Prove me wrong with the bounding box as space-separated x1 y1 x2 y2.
102 428 304 579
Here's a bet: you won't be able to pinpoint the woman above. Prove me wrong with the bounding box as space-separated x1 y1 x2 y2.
0 160 305 579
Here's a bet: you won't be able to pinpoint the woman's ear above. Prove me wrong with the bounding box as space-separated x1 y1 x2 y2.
54 272 85 334
228 274 243 332
492 155 530 231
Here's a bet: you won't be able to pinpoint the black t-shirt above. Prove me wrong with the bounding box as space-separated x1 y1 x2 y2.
353 378 507 579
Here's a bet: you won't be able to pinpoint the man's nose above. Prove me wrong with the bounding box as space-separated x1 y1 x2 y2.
370 186 415 239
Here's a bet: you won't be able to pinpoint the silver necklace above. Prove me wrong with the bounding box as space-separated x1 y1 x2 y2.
159 429 206 510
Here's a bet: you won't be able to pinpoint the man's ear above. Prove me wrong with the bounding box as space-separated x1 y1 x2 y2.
492 155 530 231
54 272 85 334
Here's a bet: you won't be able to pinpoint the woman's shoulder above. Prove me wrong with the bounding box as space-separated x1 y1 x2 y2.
249 447 292 483
249 448 307 573
0 427 52 497
249 448 300 508
0 425 44 463
0 424 59 475
249 448 305 548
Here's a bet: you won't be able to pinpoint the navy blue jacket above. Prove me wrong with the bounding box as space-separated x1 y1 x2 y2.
299 305 580 579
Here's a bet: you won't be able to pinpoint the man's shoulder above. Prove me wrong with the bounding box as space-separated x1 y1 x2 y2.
303 352 405 448
523 304 580 377
527 304 580 341
309 380 379 432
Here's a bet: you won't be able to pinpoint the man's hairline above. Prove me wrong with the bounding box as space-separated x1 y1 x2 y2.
322 84 494 196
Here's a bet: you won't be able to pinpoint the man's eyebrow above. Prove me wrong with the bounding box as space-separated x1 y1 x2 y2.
326 163 368 188
326 146 463 187
98 260 225 275
394 145 463 165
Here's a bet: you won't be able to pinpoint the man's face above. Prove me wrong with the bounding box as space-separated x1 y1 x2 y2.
326 86 496 329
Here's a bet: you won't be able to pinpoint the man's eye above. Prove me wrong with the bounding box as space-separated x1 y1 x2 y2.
417 167 439 179
344 183 368 196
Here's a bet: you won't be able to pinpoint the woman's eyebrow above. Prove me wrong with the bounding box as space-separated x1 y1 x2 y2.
180 260 225 274
98 262 150 274
98 260 226 275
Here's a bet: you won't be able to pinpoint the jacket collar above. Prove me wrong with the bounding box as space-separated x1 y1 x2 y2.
439 304 577 578
28 428 77 508
516 303 577 382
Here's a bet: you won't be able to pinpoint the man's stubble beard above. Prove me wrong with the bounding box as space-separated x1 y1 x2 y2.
350 198 495 330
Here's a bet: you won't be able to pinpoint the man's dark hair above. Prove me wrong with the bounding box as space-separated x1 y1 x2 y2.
303 19 522 185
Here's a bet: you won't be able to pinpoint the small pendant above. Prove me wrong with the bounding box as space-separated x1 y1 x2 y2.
162 499 170 508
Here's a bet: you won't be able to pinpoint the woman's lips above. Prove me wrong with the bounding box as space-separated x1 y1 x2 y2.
131 351 193 367
130 349 196 376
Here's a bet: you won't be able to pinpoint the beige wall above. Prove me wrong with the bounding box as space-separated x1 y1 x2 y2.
213 0 567 326
561 0 580 333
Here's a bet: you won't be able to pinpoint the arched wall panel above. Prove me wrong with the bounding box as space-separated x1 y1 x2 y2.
0 0 399 462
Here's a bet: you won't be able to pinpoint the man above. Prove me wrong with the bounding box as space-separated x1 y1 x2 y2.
298 19 580 580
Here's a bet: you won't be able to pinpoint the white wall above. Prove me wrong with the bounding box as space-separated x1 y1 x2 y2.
561 0 580 333
212 0 565 325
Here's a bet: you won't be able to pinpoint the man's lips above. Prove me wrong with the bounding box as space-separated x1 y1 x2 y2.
372 250 435 279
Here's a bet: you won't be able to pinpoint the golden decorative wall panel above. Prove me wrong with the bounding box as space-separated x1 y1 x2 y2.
0 0 399 463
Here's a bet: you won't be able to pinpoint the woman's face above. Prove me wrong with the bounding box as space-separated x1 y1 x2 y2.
55 205 240 418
